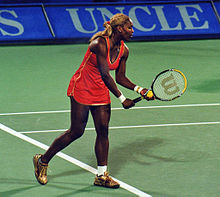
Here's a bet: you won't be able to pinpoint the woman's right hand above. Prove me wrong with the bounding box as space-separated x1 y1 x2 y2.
122 98 135 109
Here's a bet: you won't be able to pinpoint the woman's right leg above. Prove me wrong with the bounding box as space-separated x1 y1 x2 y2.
33 97 89 185
41 96 90 164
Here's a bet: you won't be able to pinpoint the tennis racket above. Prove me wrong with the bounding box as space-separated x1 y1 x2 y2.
133 69 187 103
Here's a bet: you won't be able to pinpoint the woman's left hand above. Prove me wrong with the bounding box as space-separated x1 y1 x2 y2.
140 88 155 101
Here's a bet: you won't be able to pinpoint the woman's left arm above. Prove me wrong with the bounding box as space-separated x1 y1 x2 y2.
115 45 136 90
116 45 154 100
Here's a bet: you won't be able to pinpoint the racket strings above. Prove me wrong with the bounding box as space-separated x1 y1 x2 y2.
152 70 186 101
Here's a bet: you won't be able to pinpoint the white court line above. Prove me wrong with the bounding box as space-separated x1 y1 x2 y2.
0 123 151 197
20 121 220 134
1 103 220 116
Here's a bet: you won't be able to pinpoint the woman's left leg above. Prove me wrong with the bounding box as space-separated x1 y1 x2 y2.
90 104 111 166
90 104 120 188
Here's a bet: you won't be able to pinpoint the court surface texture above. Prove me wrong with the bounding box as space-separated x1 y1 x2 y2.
1 39 220 197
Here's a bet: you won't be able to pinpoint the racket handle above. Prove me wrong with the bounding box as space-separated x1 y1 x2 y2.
133 96 142 103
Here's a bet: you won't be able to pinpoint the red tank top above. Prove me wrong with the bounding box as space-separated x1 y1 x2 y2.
67 37 125 105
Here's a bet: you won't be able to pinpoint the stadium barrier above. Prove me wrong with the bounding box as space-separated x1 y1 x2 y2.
0 0 220 44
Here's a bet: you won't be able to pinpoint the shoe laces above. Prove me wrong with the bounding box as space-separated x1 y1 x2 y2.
104 172 114 182
104 171 109 177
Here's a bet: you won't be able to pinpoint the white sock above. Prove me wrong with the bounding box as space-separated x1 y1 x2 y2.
97 165 107 176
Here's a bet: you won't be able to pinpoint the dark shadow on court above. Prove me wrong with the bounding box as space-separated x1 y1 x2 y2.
0 178 39 197
108 137 207 174
0 186 38 197
191 79 220 93
0 178 36 185
55 185 94 197
54 185 134 197
44 183 133 197
48 168 86 181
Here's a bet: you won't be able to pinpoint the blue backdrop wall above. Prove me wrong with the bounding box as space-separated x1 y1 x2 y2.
0 0 220 44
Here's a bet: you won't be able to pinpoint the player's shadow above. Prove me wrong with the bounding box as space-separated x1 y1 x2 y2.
54 184 128 197
48 168 86 181
0 177 102 197
0 178 39 197
191 79 220 93
0 186 38 197
107 137 207 174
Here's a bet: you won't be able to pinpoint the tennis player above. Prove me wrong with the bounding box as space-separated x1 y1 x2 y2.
33 13 154 188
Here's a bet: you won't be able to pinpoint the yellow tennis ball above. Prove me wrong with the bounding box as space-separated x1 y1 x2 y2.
147 90 154 97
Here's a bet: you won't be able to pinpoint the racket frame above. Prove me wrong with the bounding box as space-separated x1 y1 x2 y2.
133 68 187 103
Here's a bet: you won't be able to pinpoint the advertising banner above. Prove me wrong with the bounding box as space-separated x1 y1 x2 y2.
0 7 52 42
214 2 220 20
0 2 220 43
45 3 220 40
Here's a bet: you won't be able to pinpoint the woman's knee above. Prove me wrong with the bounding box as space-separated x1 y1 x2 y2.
67 128 84 141
96 124 109 138
90 105 111 138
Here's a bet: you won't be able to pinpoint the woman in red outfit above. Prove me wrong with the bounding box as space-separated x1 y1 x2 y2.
33 13 154 188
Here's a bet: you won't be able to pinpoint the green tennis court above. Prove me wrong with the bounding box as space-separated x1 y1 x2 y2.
1 39 220 197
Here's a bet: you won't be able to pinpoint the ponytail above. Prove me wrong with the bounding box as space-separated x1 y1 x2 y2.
89 21 113 42
89 13 130 43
